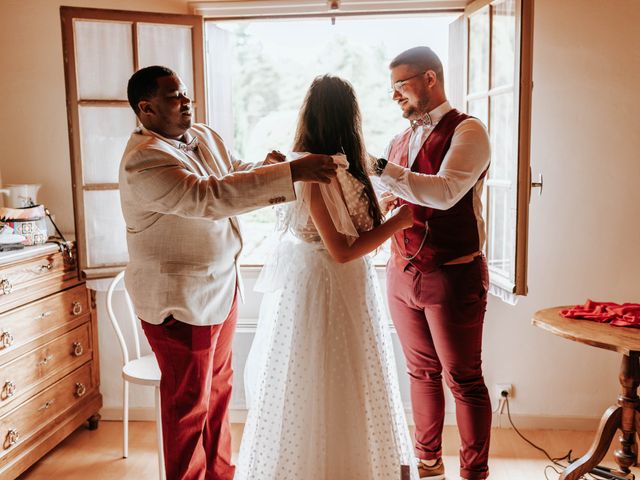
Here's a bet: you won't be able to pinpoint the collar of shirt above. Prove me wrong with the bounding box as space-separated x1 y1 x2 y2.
140 125 196 151
408 101 453 167
412 101 453 133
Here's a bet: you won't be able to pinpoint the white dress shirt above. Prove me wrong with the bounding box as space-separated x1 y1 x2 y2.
379 101 491 256
381 101 490 210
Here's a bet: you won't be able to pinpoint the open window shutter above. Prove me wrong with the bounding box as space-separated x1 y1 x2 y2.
60 7 206 279
448 14 466 112
464 0 533 300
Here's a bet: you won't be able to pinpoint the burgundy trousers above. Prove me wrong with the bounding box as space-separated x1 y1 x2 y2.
387 256 491 480
141 296 237 480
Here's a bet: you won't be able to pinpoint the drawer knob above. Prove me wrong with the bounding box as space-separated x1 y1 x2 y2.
38 398 55 411
39 262 53 272
75 382 86 397
0 279 12 295
72 341 84 356
0 330 13 349
2 381 16 400
4 429 19 449
38 354 54 366
35 310 53 321
72 301 83 316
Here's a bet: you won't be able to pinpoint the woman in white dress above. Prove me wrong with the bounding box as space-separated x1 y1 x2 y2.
236 75 419 480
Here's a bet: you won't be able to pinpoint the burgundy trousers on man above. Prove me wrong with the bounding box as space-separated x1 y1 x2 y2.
387 257 491 480
141 297 238 480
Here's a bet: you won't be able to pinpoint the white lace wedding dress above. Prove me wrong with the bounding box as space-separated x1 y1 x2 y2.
236 155 418 480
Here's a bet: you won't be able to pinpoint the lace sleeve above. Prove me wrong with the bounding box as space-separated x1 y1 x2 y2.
283 153 359 244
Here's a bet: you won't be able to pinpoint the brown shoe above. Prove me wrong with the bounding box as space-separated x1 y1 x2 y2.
417 458 445 479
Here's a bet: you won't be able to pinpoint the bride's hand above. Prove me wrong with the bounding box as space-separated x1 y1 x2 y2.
392 204 414 229
263 150 286 165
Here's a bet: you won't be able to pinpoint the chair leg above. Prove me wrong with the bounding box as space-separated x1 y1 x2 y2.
123 379 129 458
155 386 165 480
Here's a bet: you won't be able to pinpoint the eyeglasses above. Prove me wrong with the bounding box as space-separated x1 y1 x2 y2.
388 71 427 94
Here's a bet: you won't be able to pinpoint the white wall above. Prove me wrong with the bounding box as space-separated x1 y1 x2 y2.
1 0 640 429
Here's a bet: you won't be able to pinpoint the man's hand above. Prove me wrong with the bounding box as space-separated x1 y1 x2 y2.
289 154 338 184
379 191 399 216
263 150 286 165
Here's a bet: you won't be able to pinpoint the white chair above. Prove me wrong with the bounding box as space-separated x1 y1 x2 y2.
106 271 165 480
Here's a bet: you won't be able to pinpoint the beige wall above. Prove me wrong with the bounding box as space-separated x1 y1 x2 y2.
480 0 640 418
0 0 191 232
1 0 640 424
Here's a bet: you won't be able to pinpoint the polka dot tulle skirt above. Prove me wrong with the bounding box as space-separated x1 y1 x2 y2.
236 238 418 480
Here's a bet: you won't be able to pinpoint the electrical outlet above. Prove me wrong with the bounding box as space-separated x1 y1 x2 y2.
494 383 514 400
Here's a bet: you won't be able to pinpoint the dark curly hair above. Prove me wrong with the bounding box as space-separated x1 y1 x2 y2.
127 65 175 113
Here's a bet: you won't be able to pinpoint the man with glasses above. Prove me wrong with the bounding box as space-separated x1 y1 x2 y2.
374 47 492 480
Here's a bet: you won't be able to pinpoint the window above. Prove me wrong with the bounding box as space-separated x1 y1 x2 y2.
204 15 458 265
60 7 205 278
463 0 533 297
60 1 533 299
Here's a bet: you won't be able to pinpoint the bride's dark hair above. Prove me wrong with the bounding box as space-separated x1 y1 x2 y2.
293 75 383 227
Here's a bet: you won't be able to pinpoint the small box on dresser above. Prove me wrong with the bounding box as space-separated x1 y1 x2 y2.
0 243 102 479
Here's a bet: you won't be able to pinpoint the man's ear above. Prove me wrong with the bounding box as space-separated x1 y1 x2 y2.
425 70 437 88
138 100 154 116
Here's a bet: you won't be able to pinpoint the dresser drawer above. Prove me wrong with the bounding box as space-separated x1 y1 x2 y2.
0 362 94 456
0 249 79 314
0 323 92 413
0 284 89 363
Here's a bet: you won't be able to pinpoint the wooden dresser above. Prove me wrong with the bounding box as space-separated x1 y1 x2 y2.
0 243 102 479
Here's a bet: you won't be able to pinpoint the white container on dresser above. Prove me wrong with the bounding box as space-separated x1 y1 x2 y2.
0 243 102 479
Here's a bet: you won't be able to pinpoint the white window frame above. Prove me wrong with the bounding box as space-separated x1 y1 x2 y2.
464 0 534 297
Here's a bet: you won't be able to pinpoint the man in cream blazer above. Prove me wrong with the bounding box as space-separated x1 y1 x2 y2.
120 66 336 480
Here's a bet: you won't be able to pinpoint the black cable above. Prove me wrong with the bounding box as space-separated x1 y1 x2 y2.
503 395 573 467
503 396 622 480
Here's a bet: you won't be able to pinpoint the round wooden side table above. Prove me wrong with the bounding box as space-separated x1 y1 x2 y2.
533 307 640 480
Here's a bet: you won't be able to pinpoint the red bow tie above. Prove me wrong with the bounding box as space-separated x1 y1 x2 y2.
410 112 433 130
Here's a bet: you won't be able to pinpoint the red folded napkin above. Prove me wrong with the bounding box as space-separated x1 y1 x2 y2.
561 300 640 327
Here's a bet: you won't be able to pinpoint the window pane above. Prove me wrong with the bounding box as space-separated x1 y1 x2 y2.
74 20 133 99
137 24 194 97
238 208 277 265
467 97 488 126
487 184 514 278
489 92 515 181
84 190 129 267
468 7 490 94
206 16 457 265
79 106 137 184
488 91 517 283
492 0 516 88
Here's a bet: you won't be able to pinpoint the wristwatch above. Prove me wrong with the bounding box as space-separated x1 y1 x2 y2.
374 157 388 176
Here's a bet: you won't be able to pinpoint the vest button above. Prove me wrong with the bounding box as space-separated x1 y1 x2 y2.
404 238 409 244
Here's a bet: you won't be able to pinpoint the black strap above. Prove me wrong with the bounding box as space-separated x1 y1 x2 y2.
45 207 74 262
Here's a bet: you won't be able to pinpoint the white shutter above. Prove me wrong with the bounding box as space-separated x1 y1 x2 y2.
61 7 206 278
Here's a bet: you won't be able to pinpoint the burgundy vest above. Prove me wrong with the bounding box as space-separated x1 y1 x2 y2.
389 109 482 273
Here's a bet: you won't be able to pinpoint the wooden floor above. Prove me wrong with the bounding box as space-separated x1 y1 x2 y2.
16 421 639 480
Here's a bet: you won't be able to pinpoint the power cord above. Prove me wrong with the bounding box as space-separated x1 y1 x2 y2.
502 394 572 466
499 393 610 480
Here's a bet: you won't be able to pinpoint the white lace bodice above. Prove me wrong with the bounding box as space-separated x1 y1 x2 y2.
283 164 374 243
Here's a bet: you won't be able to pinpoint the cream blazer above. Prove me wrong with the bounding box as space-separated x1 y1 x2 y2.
119 124 295 326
